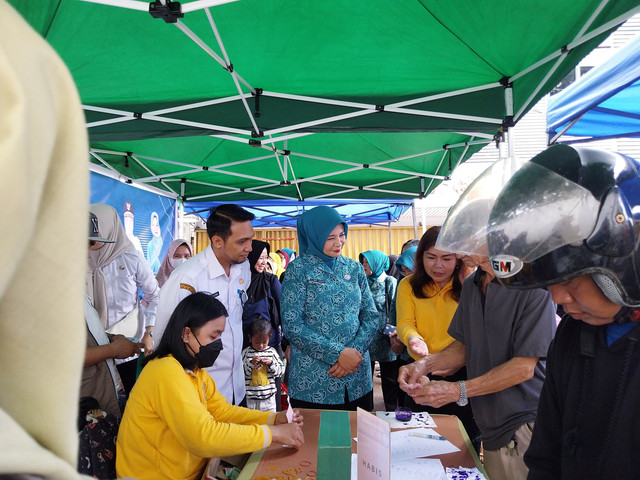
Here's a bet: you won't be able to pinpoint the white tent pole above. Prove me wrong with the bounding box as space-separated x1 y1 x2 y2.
204 8 262 135
423 149 449 195
140 113 252 135
292 152 446 180
388 221 392 256
384 106 502 125
389 82 502 108
264 109 377 136
507 129 516 158
412 201 418 238
514 0 611 121
262 91 376 110
548 114 585 145
130 154 178 195
148 94 249 115
174 20 255 94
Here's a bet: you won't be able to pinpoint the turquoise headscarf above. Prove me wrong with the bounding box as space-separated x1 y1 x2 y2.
297 206 348 268
359 250 389 279
396 246 418 273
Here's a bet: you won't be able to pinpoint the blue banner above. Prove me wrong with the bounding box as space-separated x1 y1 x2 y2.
90 172 177 274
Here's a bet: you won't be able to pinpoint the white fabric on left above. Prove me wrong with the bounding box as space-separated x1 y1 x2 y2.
0 2 91 478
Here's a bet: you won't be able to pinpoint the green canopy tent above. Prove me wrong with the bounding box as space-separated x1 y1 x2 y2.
10 0 640 203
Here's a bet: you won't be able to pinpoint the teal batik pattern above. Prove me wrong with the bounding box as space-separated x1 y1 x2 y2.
281 253 378 404
367 274 398 363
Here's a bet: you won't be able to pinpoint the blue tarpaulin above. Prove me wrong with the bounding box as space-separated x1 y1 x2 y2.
183 199 411 229
547 35 640 143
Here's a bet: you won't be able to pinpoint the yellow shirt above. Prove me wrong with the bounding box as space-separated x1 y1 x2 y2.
116 356 276 480
396 276 458 360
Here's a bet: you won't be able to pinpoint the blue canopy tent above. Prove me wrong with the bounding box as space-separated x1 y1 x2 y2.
183 199 412 228
547 35 640 144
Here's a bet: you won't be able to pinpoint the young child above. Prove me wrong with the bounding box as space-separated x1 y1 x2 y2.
242 316 285 412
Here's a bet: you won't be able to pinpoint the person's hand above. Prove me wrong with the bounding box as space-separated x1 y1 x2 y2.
407 336 429 358
261 357 272 366
110 335 143 359
389 332 405 355
275 409 304 425
270 423 305 449
141 332 154 355
327 362 350 378
398 357 430 393
252 356 261 367
337 347 362 373
410 379 459 408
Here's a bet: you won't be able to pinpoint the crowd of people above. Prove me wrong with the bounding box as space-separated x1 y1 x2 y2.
6 3 640 480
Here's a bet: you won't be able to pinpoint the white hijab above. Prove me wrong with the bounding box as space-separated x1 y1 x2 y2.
88 203 135 327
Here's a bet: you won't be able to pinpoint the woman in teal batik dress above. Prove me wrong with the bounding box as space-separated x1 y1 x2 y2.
281 206 378 411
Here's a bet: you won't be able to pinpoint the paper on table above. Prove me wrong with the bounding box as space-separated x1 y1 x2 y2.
391 428 459 460
286 401 294 423
375 411 437 428
350 454 447 480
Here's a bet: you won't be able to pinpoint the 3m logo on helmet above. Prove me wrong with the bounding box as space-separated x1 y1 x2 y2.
491 256 524 278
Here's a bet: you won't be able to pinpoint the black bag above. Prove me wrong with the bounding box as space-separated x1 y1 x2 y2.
77 409 120 479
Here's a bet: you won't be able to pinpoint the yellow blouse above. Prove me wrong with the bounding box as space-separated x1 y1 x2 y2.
396 276 458 360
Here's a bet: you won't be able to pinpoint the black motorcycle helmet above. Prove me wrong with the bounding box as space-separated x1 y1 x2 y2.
486 144 640 307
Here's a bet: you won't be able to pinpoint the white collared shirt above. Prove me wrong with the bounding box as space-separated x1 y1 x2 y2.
155 247 251 404
99 249 159 330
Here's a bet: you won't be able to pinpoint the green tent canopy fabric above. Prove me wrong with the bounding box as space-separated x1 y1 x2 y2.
9 0 640 202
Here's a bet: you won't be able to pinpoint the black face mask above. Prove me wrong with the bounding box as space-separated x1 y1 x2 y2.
193 337 223 369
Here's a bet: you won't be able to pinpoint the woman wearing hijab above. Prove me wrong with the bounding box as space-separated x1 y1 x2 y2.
395 245 418 277
156 239 193 288
88 203 160 394
280 248 297 263
359 250 404 411
268 251 286 279
281 206 379 411
242 240 283 355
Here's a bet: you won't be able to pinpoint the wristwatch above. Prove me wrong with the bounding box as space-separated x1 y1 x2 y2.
456 380 468 406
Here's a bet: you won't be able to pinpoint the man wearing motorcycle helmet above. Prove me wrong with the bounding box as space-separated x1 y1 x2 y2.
440 144 640 479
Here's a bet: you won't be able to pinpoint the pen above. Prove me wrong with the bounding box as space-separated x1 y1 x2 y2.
409 432 447 441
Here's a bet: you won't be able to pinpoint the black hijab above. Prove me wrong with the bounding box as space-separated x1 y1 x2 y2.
247 239 272 303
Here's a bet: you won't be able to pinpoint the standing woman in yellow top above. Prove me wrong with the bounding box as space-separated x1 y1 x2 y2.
396 226 480 450
116 292 304 480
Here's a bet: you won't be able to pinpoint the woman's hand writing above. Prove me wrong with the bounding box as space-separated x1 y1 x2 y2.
270 423 305 449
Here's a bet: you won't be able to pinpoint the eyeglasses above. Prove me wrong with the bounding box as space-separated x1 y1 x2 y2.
237 289 248 305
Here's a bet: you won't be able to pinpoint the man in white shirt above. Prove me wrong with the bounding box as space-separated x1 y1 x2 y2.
155 204 255 404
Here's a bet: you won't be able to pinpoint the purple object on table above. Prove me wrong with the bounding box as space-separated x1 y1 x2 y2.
395 406 412 421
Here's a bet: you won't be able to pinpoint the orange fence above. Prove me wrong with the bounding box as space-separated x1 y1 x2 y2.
194 225 426 260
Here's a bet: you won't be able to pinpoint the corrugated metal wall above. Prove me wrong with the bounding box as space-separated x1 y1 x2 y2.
194 226 423 260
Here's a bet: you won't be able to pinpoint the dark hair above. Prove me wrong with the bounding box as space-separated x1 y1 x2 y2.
248 315 272 337
206 204 255 241
409 226 465 302
144 292 228 370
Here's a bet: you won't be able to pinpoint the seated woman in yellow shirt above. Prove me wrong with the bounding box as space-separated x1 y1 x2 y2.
116 292 304 480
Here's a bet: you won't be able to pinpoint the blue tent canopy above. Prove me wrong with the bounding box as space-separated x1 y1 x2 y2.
547 35 640 143
183 199 412 229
